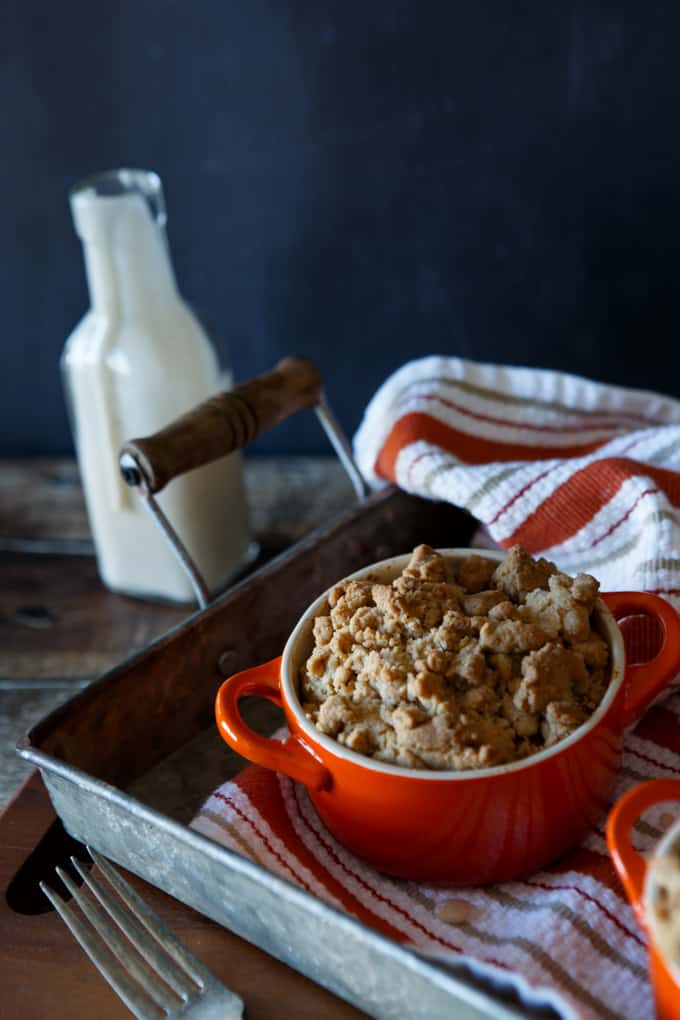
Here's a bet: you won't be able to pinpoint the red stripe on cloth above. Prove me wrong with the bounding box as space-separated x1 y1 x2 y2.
626 747 680 776
375 413 610 482
417 393 633 436
213 789 318 896
524 872 646 947
405 446 449 488
488 466 561 526
548 845 641 911
585 488 659 551
505 459 680 551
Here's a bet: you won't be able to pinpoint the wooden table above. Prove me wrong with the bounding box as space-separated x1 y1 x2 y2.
0 456 367 1019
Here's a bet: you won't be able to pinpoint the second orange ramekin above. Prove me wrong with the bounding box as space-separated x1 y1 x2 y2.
607 780 680 1020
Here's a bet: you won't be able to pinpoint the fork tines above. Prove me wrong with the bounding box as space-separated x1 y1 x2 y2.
40 846 242 1020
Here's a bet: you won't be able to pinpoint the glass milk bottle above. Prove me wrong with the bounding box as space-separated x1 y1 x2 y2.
61 168 252 602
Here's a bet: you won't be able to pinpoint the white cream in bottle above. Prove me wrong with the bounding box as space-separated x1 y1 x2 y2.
62 169 252 602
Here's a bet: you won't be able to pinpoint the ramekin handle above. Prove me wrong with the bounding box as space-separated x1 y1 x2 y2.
215 657 331 791
601 591 680 727
606 779 680 926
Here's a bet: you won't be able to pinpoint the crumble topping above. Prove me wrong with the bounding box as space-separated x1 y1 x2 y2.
649 848 680 969
300 545 610 771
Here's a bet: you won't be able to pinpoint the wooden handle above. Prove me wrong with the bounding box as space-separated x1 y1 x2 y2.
120 356 322 494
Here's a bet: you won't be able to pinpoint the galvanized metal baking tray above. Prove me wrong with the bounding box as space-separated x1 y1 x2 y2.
17 485 567 1020
19 360 567 1018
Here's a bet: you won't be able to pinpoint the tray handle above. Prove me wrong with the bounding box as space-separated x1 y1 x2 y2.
121 356 322 495
119 356 368 608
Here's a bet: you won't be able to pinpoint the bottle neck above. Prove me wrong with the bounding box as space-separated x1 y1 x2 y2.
74 192 178 318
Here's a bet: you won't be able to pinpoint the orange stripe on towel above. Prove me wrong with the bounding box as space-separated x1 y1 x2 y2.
505 458 680 551
375 413 610 483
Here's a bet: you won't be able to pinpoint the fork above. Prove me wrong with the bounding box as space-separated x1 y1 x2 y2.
40 846 243 1019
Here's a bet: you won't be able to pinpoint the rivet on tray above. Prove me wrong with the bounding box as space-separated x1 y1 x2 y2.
217 649 237 676
13 605 58 629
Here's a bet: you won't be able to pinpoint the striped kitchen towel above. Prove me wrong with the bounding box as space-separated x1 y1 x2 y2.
193 358 680 1019
193 701 680 1020
353 355 680 604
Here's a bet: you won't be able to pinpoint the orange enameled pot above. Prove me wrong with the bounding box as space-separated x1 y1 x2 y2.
607 780 680 1020
216 550 680 884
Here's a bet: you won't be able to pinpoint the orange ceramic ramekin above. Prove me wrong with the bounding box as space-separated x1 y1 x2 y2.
607 780 680 1020
216 550 680 884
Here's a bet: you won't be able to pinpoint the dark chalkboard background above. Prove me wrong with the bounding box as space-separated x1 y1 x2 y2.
4 1 680 456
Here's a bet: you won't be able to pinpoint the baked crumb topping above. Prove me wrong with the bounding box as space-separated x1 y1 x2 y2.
300 545 610 771
650 849 680 967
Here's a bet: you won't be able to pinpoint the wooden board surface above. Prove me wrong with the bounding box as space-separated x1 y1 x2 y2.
0 771 368 1019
